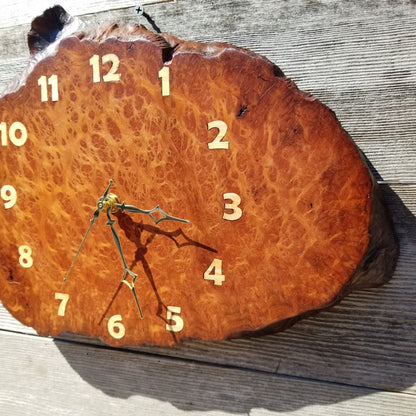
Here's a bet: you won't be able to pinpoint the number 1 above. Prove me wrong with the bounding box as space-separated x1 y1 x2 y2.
158 66 170 96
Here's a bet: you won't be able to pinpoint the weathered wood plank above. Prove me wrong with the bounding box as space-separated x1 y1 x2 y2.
0 0 174 28
1 331 415 416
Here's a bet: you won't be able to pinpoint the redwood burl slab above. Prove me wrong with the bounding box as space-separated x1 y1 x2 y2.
0 6 398 346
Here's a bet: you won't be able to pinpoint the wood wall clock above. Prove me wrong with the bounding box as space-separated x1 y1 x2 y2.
0 6 398 346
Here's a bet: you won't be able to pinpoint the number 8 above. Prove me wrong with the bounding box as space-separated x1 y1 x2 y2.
18 245 33 268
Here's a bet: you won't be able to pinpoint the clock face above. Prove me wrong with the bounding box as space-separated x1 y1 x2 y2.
0 25 375 346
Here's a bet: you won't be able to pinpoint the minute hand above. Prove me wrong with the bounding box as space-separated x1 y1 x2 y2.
115 202 189 225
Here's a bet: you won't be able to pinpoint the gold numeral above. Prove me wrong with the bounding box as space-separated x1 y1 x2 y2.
204 258 225 286
55 293 70 317
18 245 33 268
158 66 170 96
166 306 183 332
108 314 126 339
207 120 229 149
1 185 17 209
223 193 242 221
0 121 28 147
38 75 59 102
89 54 121 83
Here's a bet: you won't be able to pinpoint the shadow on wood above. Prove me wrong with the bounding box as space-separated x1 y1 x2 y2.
52 185 416 411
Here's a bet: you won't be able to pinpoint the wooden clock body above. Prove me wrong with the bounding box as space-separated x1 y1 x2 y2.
0 7 398 346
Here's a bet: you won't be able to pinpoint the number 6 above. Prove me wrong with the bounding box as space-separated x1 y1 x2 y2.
108 314 126 339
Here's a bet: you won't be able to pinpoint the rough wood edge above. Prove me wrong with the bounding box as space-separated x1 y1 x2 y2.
4 5 400 341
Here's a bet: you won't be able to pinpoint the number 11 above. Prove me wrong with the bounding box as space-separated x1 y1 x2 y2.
38 75 59 102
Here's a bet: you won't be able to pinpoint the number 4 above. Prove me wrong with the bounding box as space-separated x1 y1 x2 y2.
204 258 225 286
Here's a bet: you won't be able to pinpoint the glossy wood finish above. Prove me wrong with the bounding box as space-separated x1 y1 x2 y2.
0 1 415 414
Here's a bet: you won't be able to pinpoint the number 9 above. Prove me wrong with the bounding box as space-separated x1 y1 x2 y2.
1 185 17 209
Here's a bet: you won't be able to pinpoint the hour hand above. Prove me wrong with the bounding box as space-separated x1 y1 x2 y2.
105 208 144 319
116 202 189 225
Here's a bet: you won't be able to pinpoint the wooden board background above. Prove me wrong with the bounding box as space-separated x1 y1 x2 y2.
1 0 415 414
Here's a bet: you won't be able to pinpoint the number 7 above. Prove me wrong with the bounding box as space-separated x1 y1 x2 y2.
55 292 70 316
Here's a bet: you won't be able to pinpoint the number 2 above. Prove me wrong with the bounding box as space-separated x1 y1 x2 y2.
207 120 229 149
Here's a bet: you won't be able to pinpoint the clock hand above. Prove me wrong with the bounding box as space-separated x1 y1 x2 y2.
116 202 190 225
105 206 144 319
104 194 189 319
60 180 114 290
61 179 189 319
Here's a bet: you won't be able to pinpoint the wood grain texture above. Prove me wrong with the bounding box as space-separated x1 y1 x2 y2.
0 14 398 346
0 0 415 414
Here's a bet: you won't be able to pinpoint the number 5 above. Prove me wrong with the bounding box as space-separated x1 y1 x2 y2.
166 306 184 332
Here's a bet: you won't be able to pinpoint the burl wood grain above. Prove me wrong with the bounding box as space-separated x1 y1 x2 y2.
0 9 398 346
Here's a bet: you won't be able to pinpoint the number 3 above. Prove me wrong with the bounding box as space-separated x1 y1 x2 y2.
223 193 242 221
